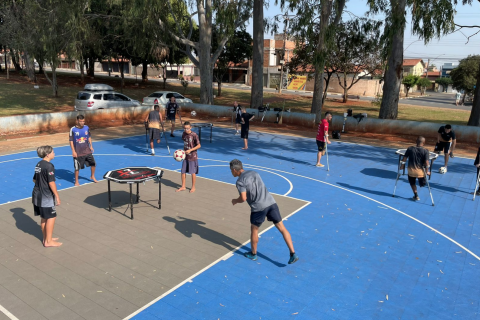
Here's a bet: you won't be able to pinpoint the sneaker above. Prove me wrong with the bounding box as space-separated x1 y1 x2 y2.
151 150 155 156
476 191 480 196
288 253 299 264
244 251 258 261
316 163 325 167
170 134 175 137
413 195 420 201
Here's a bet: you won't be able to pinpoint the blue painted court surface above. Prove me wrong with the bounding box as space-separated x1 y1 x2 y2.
1 127 480 320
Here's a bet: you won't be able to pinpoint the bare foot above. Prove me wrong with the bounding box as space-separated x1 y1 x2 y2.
91 177 98 183
157 139 160 143
44 241 63 247
189 188 196 193
242 147 248 150
176 187 186 192
74 182 80 186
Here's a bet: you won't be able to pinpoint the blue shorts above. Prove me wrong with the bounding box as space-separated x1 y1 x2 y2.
181 159 199 174
250 203 282 227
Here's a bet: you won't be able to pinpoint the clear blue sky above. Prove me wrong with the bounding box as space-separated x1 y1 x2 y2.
244 0 480 67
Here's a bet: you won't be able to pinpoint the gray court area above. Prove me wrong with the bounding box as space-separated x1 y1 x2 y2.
0 170 307 320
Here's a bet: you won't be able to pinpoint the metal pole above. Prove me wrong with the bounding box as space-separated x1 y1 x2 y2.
129 184 134 219
423 167 435 206
136 182 139 203
160 121 170 154
158 177 162 209
393 161 403 197
210 124 213 143
324 134 329 171
108 180 112 211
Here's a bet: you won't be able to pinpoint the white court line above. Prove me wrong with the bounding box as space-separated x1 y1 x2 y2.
0 304 19 320
0 154 170 165
123 201 312 320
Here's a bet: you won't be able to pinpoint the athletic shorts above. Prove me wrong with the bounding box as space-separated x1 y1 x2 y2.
235 116 242 124
34 205 57 219
166 116 176 123
181 159 199 174
316 140 326 152
250 203 282 227
241 128 249 139
408 175 426 187
149 128 161 140
435 141 451 154
74 154 96 170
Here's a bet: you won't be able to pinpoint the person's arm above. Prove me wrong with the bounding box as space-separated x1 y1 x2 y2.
325 126 331 144
145 113 149 123
185 137 201 154
250 115 255 121
232 191 247 205
88 133 94 153
425 156 431 175
69 141 77 158
48 181 61 205
452 139 456 151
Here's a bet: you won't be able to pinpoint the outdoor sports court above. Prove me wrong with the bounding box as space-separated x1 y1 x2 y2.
0 126 479 320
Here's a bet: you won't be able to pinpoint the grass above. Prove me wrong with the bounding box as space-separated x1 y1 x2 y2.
0 71 470 126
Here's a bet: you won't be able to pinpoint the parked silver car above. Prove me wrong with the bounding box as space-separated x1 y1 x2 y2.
142 91 193 107
75 84 141 110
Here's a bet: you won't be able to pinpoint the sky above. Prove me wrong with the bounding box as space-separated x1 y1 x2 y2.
244 0 480 68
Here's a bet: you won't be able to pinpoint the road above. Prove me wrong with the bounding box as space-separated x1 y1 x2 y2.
397 92 472 111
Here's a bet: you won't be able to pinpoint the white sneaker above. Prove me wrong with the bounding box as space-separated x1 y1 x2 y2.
151 149 155 155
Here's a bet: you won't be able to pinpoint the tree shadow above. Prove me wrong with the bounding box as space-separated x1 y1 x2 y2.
10 207 43 243
360 168 397 180
163 216 286 267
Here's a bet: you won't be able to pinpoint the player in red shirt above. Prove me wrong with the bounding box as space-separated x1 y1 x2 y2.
315 112 332 167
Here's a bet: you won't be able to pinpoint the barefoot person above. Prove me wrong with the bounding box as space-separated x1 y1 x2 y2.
32 146 62 247
240 107 255 150
176 121 201 193
69 114 98 186
233 101 242 135
166 96 182 137
401 136 431 201
145 104 164 155
315 112 332 167
229 159 299 264
434 124 456 172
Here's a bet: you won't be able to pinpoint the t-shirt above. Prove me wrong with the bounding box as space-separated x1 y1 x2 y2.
234 105 242 119
438 126 456 142
32 160 56 208
182 131 200 161
241 113 254 130
69 125 92 157
316 119 329 142
456 92 461 100
166 102 179 118
236 170 276 212
148 110 161 129
404 146 429 178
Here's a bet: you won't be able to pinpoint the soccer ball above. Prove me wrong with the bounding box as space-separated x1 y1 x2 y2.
173 149 186 162
191 110 197 117
439 167 447 174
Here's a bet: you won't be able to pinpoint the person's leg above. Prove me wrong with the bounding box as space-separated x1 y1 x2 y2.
44 217 62 247
243 138 248 149
274 221 295 254
41 218 47 244
74 170 80 186
444 153 450 167
408 176 419 199
190 173 196 193
90 166 97 182
150 139 154 150
250 224 259 254
176 173 187 192
316 151 322 165
171 121 175 136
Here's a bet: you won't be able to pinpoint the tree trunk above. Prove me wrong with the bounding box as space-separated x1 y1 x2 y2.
196 0 214 105
11 49 22 71
38 60 44 74
87 57 95 77
343 72 348 103
52 66 57 97
24 52 36 82
119 59 125 93
467 63 480 126
218 81 222 97
79 56 85 85
142 60 148 82
311 0 332 121
5 50 9 80
322 72 333 105
378 0 406 119
250 0 264 109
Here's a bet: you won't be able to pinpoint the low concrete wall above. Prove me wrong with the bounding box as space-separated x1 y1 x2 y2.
331 116 480 143
0 106 152 135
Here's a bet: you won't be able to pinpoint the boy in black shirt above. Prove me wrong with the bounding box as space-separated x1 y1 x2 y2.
435 124 456 170
165 96 182 137
401 136 431 201
32 146 62 247
240 107 255 150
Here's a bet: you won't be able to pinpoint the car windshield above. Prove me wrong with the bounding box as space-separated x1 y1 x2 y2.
148 93 164 98
77 92 91 100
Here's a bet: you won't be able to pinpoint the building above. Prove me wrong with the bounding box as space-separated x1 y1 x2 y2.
402 59 425 76
441 63 457 78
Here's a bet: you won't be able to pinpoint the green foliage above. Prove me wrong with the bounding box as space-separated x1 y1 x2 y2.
435 77 453 92
417 78 432 88
371 94 382 108
402 75 419 96
450 55 480 94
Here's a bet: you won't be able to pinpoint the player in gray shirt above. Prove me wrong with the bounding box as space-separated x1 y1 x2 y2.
230 159 299 264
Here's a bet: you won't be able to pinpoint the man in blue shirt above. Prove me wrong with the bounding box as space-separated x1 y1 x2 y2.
69 115 98 186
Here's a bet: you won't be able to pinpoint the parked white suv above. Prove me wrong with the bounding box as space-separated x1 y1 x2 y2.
142 91 193 107
75 84 141 110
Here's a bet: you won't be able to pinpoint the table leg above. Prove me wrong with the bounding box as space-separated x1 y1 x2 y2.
129 184 134 220
398 155 405 175
158 178 162 209
108 180 112 211
136 183 140 203
429 158 435 180
210 125 212 143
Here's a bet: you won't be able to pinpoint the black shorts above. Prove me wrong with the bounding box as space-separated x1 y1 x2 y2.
241 128 249 139
408 175 426 187
149 128 161 140
316 140 326 152
166 116 176 123
250 203 282 227
235 116 242 124
435 141 451 154
74 154 96 170
34 205 57 219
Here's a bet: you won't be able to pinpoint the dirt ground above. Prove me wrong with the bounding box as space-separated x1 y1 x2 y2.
0 113 477 159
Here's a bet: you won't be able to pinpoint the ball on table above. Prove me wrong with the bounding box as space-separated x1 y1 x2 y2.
191 110 197 117
174 149 186 162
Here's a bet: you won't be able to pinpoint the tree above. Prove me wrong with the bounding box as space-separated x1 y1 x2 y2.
284 0 346 120
368 0 475 119
416 77 431 95
402 75 419 97
435 77 453 92
451 55 479 96
250 0 264 109
213 27 252 97
331 18 383 103
157 0 252 104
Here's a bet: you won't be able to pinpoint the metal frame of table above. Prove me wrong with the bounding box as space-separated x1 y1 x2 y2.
103 167 163 219
396 149 438 180
191 123 213 143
